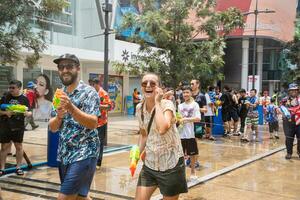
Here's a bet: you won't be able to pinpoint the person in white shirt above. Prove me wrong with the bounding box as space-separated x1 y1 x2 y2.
178 86 201 181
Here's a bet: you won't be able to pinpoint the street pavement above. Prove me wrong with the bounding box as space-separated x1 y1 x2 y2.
1 115 300 200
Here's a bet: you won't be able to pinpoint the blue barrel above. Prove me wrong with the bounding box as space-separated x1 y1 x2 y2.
212 108 224 136
258 105 264 125
126 95 134 115
47 129 59 167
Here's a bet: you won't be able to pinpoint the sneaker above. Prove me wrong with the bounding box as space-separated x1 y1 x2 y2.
285 154 292 160
189 175 198 182
32 125 39 130
233 132 241 136
185 158 191 166
209 136 215 141
195 161 200 169
240 137 249 143
275 135 279 139
15 168 24 176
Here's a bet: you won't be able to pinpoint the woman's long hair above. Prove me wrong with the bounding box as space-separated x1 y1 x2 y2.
37 74 53 102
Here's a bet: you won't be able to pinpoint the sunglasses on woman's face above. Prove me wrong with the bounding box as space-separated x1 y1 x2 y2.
57 63 77 71
141 80 157 88
9 86 16 90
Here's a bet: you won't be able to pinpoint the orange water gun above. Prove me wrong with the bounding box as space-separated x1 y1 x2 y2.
129 145 140 177
52 89 63 110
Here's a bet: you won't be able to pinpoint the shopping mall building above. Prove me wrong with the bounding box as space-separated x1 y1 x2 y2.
0 0 298 113
212 0 298 94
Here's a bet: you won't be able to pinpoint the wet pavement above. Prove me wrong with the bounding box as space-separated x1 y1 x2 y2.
1 116 300 200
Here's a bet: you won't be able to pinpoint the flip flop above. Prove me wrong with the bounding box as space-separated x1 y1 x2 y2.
16 168 24 176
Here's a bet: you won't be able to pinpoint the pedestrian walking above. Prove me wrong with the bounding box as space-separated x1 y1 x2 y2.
190 79 207 138
281 83 300 160
237 89 248 138
0 80 32 176
49 53 100 200
266 98 280 139
92 78 112 169
178 86 201 181
244 89 259 142
135 73 187 200
24 81 39 130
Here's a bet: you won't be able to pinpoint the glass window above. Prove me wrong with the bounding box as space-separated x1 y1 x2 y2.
0 66 14 95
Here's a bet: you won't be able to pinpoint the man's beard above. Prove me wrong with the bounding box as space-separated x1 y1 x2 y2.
59 72 78 86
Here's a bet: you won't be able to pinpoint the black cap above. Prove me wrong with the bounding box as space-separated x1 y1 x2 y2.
239 88 246 93
53 53 80 65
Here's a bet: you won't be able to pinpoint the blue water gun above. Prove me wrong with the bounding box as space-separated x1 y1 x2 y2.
280 105 291 120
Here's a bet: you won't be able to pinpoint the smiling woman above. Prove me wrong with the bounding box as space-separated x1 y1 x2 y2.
134 73 187 200
33 74 53 121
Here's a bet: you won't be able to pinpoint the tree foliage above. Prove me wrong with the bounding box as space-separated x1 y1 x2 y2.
113 0 244 87
0 0 66 67
281 18 300 86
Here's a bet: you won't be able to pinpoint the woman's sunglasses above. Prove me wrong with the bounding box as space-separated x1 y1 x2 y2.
141 81 156 88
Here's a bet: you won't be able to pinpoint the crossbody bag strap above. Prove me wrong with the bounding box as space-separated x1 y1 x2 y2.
141 102 156 135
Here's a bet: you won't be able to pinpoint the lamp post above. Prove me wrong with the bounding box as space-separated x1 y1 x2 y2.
244 0 275 89
94 0 113 91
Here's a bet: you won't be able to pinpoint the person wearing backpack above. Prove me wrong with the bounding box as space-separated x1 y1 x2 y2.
266 98 280 139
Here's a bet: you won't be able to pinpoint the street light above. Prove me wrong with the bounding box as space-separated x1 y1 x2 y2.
243 0 275 89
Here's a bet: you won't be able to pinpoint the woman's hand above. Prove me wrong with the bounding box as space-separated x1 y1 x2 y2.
155 87 164 104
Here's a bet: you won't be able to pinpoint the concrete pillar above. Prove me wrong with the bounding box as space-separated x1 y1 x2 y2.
241 38 249 90
269 81 274 96
257 39 264 94
14 66 23 85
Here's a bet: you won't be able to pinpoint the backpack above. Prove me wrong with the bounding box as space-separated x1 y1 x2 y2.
266 105 277 123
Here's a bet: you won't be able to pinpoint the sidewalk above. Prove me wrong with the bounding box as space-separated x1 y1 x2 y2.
1 115 298 200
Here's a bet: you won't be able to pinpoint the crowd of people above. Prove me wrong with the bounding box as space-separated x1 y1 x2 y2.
0 52 299 200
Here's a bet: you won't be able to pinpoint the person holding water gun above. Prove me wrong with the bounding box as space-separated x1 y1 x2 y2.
134 73 187 200
49 54 100 200
0 80 32 176
282 83 300 160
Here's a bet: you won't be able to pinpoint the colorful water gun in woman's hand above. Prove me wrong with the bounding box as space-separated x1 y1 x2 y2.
0 104 28 113
129 145 140 177
52 89 63 110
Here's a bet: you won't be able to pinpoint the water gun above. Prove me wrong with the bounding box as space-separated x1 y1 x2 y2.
0 104 28 113
176 112 184 128
215 100 221 116
280 105 291 121
52 89 63 110
129 145 140 177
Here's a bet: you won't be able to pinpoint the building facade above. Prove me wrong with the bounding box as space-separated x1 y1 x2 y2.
0 0 142 113
220 0 297 94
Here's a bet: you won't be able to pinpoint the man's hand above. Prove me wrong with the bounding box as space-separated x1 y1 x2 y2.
5 111 13 118
24 111 32 117
56 106 67 119
60 92 74 113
